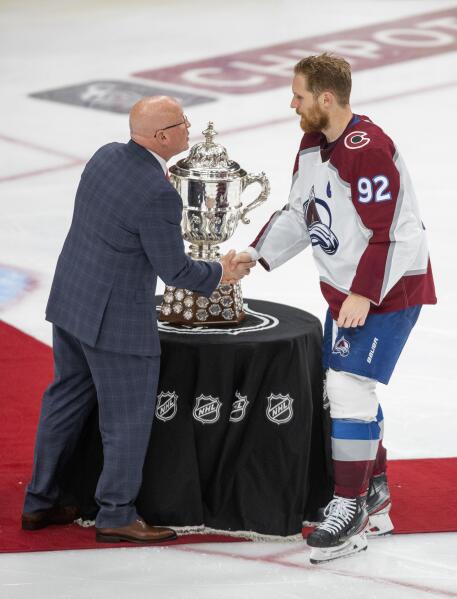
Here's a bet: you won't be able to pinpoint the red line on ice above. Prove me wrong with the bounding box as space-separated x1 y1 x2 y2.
0 133 84 161
173 544 457 598
0 160 84 183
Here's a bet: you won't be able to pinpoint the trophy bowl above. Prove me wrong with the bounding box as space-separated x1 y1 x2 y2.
160 122 270 325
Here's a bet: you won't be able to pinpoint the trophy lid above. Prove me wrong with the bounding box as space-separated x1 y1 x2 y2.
170 122 244 179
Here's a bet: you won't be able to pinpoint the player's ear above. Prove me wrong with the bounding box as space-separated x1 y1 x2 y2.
320 91 333 108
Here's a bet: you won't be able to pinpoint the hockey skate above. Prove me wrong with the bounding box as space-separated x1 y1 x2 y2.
366 473 394 537
307 495 369 564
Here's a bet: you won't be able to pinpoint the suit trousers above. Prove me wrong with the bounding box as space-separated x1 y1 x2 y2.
23 324 160 528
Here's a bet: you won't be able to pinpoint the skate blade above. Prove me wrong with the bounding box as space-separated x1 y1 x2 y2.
309 532 368 564
366 512 394 537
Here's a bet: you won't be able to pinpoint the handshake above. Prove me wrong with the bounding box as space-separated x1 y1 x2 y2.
220 250 256 284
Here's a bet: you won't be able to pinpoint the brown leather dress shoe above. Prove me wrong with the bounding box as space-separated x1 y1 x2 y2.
22 505 80 531
95 518 177 544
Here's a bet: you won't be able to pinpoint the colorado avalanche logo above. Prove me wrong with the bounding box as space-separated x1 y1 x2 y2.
332 336 351 357
266 393 294 425
303 186 339 255
229 391 249 423
344 131 371 150
193 394 222 424
155 391 178 422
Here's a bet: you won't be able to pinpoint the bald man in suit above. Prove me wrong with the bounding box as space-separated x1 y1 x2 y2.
22 97 254 543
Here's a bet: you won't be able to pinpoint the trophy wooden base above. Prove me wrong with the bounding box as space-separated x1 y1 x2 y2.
159 281 245 325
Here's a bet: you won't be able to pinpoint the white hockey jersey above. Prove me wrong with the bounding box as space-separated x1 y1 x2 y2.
250 115 436 318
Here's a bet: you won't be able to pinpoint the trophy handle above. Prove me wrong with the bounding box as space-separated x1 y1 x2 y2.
240 172 270 225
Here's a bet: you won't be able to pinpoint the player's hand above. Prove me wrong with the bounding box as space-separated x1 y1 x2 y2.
230 251 256 269
337 293 370 328
220 250 256 284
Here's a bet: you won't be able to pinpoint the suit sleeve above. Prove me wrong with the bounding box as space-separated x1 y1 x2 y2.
139 187 222 296
349 148 423 305
250 173 311 271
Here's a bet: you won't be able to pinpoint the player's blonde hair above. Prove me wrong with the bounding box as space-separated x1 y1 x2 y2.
294 53 352 107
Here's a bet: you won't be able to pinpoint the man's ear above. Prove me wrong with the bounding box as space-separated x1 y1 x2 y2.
157 131 169 145
320 91 333 108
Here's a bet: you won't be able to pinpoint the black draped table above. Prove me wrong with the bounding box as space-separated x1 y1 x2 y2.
65 298 333 537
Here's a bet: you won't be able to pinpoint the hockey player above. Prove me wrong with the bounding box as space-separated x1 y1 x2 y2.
235 54 436 563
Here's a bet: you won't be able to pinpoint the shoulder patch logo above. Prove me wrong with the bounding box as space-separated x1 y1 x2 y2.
193 394 222 424
266 393 294 425
155 391 178 422
344 131 371 150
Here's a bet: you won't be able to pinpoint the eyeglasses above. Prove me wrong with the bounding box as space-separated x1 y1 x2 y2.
154 114 190 137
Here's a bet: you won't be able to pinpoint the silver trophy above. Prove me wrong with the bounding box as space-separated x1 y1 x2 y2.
159 122 270 325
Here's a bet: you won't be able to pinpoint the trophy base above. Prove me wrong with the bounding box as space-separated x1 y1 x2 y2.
159 281 245 325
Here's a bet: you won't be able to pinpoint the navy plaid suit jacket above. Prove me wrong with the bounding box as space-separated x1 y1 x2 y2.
46 139 221 355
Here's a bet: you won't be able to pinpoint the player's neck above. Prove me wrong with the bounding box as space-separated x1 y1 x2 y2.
322 107 353 143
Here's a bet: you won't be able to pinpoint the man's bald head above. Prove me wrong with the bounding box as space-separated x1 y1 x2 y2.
129 96 190 160
129 96 180 138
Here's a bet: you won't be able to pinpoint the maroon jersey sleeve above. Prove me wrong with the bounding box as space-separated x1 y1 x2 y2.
348 146 401 305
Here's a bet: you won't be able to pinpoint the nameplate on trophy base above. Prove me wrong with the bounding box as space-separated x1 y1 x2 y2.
159 282 244 325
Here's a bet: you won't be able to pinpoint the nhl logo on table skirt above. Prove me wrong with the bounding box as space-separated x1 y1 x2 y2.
155 391 178 422
229 391 249 423
266 393 294 425
193 394 222 424
332 336 351 357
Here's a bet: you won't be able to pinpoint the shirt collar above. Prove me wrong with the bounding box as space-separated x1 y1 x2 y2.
319 114 359 162
146 149 168 175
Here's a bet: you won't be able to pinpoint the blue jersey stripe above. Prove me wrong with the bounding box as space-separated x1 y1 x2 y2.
331 419 380 441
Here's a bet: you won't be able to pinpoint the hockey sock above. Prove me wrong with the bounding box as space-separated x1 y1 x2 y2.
331 418 381 497
373 404 387 476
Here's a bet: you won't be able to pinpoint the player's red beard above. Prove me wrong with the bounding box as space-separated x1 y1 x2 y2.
299 102 329 133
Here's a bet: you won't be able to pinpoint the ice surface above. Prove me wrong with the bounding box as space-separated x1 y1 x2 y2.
1 0 456 596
